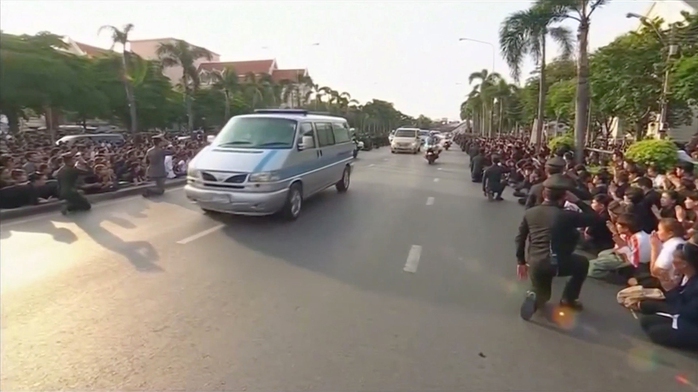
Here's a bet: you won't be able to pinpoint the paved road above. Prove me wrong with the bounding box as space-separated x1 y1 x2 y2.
2 148 696 391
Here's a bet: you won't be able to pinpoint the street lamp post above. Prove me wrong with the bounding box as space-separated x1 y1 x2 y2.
626 13 679 139
458 38 497 137
458 37 496 72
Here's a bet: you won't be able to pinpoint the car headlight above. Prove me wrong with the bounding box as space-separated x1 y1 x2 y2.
249 171 281 183
411 142 418 146
187 167 200 178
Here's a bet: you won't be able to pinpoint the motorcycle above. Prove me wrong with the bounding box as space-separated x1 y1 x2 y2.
425 147 438 164
444 141 451 150
352 138 363 158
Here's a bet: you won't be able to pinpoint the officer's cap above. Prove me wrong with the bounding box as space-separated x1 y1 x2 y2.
545 157 566 169
542 173 570 190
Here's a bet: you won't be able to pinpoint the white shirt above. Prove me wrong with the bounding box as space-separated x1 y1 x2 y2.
653 174 666 189
618 231 652 267
164 155 175 179
654 236 686 273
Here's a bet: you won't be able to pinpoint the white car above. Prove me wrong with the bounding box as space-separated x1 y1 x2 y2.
391 128 421 154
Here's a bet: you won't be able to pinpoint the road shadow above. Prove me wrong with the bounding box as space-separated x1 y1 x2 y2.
1 198 161 272
208 181 697 368
71 213 162 272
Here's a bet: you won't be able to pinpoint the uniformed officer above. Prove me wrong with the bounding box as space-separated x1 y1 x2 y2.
515 174 600 320
524 157 591 209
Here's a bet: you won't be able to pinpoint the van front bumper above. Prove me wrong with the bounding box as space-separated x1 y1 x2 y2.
184 184 288 216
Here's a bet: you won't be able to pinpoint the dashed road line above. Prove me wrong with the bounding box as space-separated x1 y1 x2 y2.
433 178 440 183
426 197 435 206
176 224 225 245
403 245 423 273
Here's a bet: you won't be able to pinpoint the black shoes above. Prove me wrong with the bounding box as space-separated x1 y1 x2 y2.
520 291 538 321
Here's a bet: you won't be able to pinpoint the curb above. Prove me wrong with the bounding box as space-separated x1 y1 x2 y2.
0 178 187 221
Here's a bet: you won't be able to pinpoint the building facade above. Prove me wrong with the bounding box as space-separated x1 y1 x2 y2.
129 38 221 86
197 59 311 108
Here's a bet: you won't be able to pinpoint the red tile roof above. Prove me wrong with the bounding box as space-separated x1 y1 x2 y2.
199 59 275 75
272 68 307 82
75 42 111 57
130 37 220 56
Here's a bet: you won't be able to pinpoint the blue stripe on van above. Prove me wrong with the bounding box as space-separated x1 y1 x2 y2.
276 148 353 180
253 150 279 172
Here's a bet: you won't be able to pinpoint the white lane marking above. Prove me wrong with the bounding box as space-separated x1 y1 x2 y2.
368 164 375 167
433 178 440 183
437 167 442 171
176 224 224 245
426 197 435 206
403 245 423 273
383 158 389 161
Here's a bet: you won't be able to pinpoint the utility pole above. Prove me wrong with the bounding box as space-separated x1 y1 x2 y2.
658 24 679 139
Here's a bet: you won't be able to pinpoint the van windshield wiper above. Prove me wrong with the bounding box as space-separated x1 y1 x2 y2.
217 141 252 146
258 142 290 147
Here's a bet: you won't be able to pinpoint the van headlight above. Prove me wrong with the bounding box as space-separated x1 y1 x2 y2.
187 167 201 178
249 171 281 183
411 141 418 147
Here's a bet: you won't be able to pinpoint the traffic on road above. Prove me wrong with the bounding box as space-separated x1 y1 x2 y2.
1 138 695 391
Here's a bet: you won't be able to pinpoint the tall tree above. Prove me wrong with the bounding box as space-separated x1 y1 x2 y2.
468 69 501 137
499 5 574 148
98 23 138 133
156 39 213 131
211 67 240 121
536 0 609 161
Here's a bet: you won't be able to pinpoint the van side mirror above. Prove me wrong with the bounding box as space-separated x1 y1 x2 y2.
206 135 215 143
298 135 315 151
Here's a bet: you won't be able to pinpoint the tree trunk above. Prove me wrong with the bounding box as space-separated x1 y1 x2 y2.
6 109 20 134
186 92 194 132
121 52 138 134
224 91 231 121
535 36 547 151
574 17 591 163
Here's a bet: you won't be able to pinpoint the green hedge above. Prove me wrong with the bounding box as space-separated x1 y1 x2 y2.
548 134 575 153
624 139 678 172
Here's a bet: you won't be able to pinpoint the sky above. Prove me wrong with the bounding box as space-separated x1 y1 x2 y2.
1 0 654 120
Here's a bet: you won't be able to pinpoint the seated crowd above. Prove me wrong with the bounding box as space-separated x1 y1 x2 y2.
0 131 204 210
458 135 698 352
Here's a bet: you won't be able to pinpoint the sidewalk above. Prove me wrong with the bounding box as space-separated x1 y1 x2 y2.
0 178 187 221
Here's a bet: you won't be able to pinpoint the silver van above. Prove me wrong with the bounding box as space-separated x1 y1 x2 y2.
185 109 355 220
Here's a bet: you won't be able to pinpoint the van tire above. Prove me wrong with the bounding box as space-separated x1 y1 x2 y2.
281 183 303 221
336 166 351 193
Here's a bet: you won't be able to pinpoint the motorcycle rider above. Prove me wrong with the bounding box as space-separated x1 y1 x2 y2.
483 154 507 201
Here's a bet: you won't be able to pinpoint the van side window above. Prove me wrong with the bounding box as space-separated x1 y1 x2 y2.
331 123 351 143
299 123 316 149
315 123 335 147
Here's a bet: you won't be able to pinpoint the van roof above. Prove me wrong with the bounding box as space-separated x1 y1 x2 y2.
238 109 347 122
396 127 420 131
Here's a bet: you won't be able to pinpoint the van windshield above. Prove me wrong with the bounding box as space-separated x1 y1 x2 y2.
215 117 297 149
394 130 417 138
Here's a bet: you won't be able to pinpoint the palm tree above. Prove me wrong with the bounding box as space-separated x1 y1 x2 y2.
156 39 213 131
468 69 501 137
99 23 137 133
493 80 520 134
464 90 485 135
242 73 266 109
536 0 609 161
211 67 239 121
499 5 574 148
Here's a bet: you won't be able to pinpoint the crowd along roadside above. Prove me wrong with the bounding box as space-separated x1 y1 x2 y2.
0 178 187 221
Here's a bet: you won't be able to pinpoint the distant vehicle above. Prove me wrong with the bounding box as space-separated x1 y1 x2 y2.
55 133 125 146
185 109 354 220
419 130 430 145
391 128 421 154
